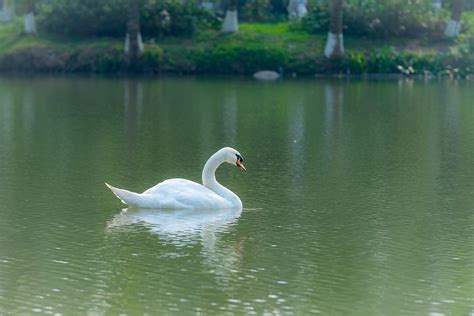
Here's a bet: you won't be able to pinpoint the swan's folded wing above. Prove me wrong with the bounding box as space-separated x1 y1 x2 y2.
141 179 230 209
142 179 204 194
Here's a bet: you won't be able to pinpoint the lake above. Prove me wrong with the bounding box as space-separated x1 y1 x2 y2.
0 76 473 315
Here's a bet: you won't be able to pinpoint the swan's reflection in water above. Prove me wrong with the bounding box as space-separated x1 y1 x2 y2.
107 207 243 281
108 207 241 238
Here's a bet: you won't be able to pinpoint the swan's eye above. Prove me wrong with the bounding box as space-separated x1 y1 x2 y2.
235 154 243 162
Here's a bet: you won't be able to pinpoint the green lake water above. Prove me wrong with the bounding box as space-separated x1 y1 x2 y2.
0 76 473 315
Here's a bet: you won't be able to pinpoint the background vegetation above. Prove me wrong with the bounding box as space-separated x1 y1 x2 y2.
0 0 473 76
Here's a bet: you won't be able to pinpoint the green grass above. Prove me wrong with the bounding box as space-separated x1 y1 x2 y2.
0 19 463 56
0 18 124 54
462 11 474 32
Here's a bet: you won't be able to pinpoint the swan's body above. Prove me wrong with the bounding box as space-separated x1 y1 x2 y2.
106 147 246 209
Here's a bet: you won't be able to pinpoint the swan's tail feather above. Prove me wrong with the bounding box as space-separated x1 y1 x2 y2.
105 182 141 206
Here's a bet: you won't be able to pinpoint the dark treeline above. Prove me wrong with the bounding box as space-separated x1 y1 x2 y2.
2 0 471 39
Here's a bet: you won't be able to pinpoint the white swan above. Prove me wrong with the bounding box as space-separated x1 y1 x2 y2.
105 147 246 209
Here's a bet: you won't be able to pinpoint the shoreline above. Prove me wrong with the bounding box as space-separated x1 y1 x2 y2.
1 71 472 82
1 24 472 78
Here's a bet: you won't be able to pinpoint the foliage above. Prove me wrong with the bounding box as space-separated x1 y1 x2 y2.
65 46 126 72
238 0 313 21
141 0 220 37
240 0 272 21
268 0 290 17
0 45 65 72
0 21 473 76
298 1 330 33
342 47 472 75
37 0 219 38
192 42 289 73
141 45 164 69
300 0 448 38
37 0 128 37
8 0 47 14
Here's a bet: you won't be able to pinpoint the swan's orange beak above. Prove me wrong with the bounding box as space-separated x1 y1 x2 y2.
236 160 247 172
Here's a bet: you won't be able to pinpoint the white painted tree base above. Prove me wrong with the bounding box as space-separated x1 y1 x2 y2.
297 4 307 18
0 11 12 22
324 32 344 58
287 0 307 19
222 10 238 33
24 13 37 34
124 33 145 54
432 0 442 9
0 12 9 22
0 2 14 22
444 19 461 37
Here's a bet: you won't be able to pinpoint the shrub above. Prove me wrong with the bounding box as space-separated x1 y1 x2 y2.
65 46 126 72
240 0 272 21
0 45 65 72
341 48 474 75
37 0 219 38
193 42 289 73
299 2 330 34
141 0 220 37
38 0 127 37
141 45 164 70
300 0 447 39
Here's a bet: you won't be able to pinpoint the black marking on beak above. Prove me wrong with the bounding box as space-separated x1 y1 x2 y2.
235 154 246 171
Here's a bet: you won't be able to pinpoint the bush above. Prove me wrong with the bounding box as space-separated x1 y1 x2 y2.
38 0 127 37
141 45 164 70
0 45 65 72
299 2 330 34
240 0 272 21
340 48 474 75
141 0 220 37
301 0 447 39
37 0 219 38
193 42 289 73
65 46 126 72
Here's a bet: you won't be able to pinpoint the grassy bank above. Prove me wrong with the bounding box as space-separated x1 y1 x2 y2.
1 19 473 77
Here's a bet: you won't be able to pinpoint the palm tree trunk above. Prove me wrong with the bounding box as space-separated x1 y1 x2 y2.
23 0 37 34
444 0 464 37
125 0 144 60
324 0 344 58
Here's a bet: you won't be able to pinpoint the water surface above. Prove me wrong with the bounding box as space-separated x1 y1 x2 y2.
0 76 473 315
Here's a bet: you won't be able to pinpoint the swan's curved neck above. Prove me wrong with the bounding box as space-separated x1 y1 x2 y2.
202 150 241 207
202 150 227 192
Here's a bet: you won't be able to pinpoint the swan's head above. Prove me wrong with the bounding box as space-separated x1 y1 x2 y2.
221 147 246 172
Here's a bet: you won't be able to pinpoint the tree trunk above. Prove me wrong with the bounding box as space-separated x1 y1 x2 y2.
222 0 238 32
324 0 344 58
444 0 464 37
23 0 37 34
125 0 144 60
